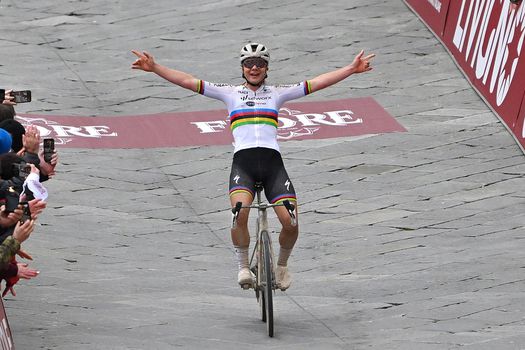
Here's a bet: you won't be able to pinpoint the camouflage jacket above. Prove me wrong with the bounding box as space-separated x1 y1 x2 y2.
0 236 20 273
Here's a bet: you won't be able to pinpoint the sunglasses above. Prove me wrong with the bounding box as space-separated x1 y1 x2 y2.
242 58 268 68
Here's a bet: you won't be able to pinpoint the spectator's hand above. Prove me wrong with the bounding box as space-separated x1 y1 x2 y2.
50 150 59 166
28 198 46 219
16 146 26 157
12 219 35 244
39 150 59 177
22 125 41 154
2 263 39 297
29 163 40 175
131 50 156 72
17 249 33 261
350 50 375 74
0 205 23 228
3 285 16 297
17 263 39 279
2 89 15 105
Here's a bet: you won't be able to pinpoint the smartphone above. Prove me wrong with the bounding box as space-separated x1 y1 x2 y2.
12 163 31 178
43 138 55 163
12 90 31 103
20 201 31 224
0 89 5 99
4 187 19 213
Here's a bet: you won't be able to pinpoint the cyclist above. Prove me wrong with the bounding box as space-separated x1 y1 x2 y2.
131 43 374 290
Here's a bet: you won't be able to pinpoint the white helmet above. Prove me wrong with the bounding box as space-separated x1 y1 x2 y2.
240 43 270 63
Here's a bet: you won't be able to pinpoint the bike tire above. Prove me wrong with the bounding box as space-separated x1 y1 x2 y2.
260 289 266 323
261 230 274 337
255 240 266 323
252 265 265 322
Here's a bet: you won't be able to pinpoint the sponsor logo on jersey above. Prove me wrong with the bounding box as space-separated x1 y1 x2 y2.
275 83 301 88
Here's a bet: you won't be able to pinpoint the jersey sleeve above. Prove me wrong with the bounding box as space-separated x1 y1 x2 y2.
197 80 236 103
274 81 313 106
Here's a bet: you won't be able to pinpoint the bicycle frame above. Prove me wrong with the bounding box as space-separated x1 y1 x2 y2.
251 187 275 293
231 183 297 337
232 185 296 285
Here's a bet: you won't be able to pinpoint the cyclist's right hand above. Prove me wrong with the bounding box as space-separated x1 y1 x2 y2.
131 50 156 72
231 202 243 228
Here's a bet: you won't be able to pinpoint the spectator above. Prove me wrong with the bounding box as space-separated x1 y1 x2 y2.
1 89 15 107
20 125 60 181
0 129 12 154
0 91 54 296
0 154 46 297
0 220 36 273
1 90 59 177
0 119 25 153
0 105 15 123
0 153 47 217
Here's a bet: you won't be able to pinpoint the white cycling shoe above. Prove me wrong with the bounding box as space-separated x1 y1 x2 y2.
276 265 292 291
238 267 255 289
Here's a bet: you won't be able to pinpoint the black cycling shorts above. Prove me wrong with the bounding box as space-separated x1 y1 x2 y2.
229 147 296 204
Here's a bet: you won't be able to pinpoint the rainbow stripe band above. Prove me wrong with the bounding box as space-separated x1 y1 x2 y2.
197 80 204 94
304 80 312 95
230 108 278 131
229 187 254 198
270 195 297 204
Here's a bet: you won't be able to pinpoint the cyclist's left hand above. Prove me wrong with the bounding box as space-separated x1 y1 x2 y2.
131 50 156 72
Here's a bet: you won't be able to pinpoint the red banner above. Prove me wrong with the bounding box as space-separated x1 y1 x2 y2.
444 1 525 130
16 97 405 149
515 92 525 143
405 0 525 152
0 298 14 350
404 0 451 37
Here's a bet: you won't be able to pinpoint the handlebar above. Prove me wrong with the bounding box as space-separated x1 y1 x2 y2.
231 200 297 228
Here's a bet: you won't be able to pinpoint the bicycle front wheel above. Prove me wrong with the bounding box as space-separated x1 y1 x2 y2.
261 230 274 337
256 239 266 323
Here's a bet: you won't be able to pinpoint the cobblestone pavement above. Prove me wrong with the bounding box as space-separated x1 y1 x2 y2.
1 0 524 349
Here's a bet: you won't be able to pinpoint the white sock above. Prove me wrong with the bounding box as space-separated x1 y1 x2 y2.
234 246 249 270
278 247 293 267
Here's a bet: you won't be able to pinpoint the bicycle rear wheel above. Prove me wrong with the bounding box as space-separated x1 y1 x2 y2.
261 230 274 337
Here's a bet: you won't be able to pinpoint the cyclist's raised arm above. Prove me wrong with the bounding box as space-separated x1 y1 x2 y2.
131 50 200 93
307 50 375 93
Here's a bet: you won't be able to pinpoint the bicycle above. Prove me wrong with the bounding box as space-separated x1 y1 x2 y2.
231 182 296 337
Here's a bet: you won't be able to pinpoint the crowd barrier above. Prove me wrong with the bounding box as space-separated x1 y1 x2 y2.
0 298 14 349
404 0 525 153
